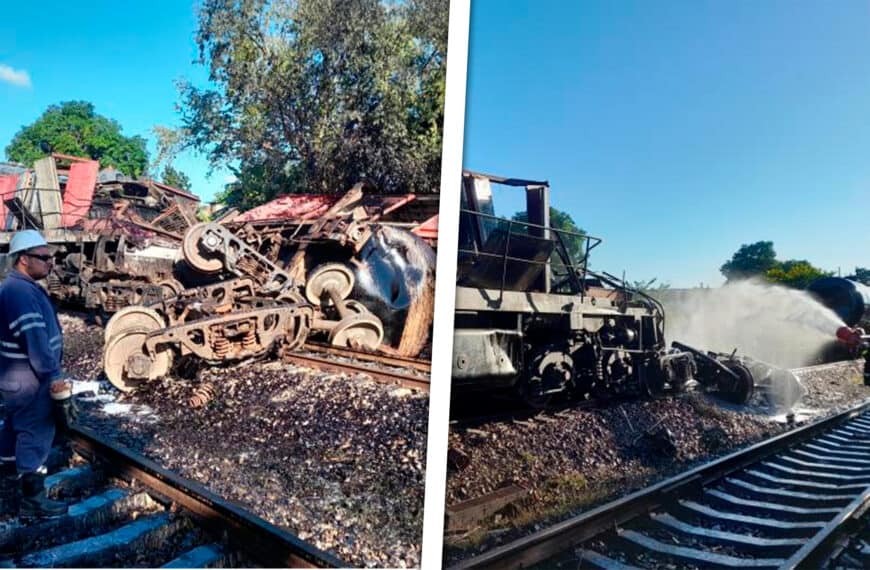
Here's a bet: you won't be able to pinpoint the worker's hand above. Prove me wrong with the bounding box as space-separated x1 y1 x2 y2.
49 380 79 432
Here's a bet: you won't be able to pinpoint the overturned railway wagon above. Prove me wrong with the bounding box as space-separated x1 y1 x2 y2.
0 154 199 313
452 171 755 408
102 183 437 392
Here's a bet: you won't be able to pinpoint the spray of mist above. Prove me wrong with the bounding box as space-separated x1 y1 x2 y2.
659 278 845 369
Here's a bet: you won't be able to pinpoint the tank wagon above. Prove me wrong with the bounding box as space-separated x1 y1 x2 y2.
452 171 755 408
808 277 870 330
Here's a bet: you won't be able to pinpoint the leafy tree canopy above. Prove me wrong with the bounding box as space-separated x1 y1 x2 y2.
720 241 778 281
512 206 587 262
848 267 870 286
721 241 833 289
179 0 448 210
765 260 832 289
5 101 149 176
161 165 191 191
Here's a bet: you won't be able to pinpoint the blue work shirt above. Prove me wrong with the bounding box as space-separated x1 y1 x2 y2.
0 270 63 388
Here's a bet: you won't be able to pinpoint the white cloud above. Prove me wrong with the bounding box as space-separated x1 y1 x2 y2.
0 64 31 88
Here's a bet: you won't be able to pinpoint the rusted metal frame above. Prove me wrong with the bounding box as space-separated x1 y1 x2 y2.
200 223 295 292
145 304 311 361
125 214 184 241
369 193 416 221
302 342 431 373
149 180 201 203
282 352 430 391
68 426 344 568
449 400 870 570
158 278 259 319
148 202 181 226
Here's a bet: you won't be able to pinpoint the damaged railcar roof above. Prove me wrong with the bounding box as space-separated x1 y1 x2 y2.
231 193 440 224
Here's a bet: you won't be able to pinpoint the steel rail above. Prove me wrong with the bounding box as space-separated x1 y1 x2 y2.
302 342 432 373
449 398 870 570
283 351 431 392
68 426 346 568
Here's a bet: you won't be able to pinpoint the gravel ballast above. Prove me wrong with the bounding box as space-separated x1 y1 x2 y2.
59 312 428 568
445 359 870 564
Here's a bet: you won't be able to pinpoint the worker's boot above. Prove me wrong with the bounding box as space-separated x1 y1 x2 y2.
0 462 16 517
18 471 66 519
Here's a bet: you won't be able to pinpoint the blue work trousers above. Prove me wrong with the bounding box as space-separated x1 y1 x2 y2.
0 365 54 474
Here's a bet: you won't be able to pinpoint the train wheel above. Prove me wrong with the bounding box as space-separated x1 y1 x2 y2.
103 328 173 392
522 349 573 409
158 279 184 299
720 361 755 404
104 306 166 343
305 263 355 306
329 313 384 350
182 223 224 274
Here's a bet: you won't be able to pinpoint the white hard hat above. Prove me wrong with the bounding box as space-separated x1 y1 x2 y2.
8 230 48 256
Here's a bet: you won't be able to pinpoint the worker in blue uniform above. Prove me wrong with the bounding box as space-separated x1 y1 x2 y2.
0 230 77 518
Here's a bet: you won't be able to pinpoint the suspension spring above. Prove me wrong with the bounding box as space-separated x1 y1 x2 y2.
212 336 230 358
188 382 216 408
242 328 257 350
104 296 121 313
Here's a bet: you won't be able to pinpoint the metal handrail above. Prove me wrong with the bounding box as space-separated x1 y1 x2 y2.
458 208 601 295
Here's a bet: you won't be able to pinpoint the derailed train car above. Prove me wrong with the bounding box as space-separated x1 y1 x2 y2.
102 183 437 392
452 171 755 408
0 154 198 314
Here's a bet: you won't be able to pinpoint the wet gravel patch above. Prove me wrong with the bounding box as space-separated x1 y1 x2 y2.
60 311 427 568
794 360 868 412
445 361 870 565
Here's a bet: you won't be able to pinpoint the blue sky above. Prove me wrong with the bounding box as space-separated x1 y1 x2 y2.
0 1 230 202
463 0 870 287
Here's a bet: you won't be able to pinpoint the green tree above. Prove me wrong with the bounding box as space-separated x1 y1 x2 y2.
179 0 447 210
161 165 191 191
765 260 832 289
151 125 186 172
720 241 778 281
848 267 870 285
5 101 149 176
512 207 587 262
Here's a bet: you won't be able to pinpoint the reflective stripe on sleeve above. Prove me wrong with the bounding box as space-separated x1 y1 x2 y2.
9 312 43 330
0 350 28 359
13 322 47 336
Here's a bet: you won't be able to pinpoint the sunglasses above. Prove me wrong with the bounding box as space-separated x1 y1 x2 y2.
25 253 53 263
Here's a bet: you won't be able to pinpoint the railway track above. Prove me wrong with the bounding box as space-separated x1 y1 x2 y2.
450 399 870 570
284 345 431 392
1 426 344 568
303 342 432 373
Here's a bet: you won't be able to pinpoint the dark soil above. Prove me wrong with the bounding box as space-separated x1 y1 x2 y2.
60 312 427 568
